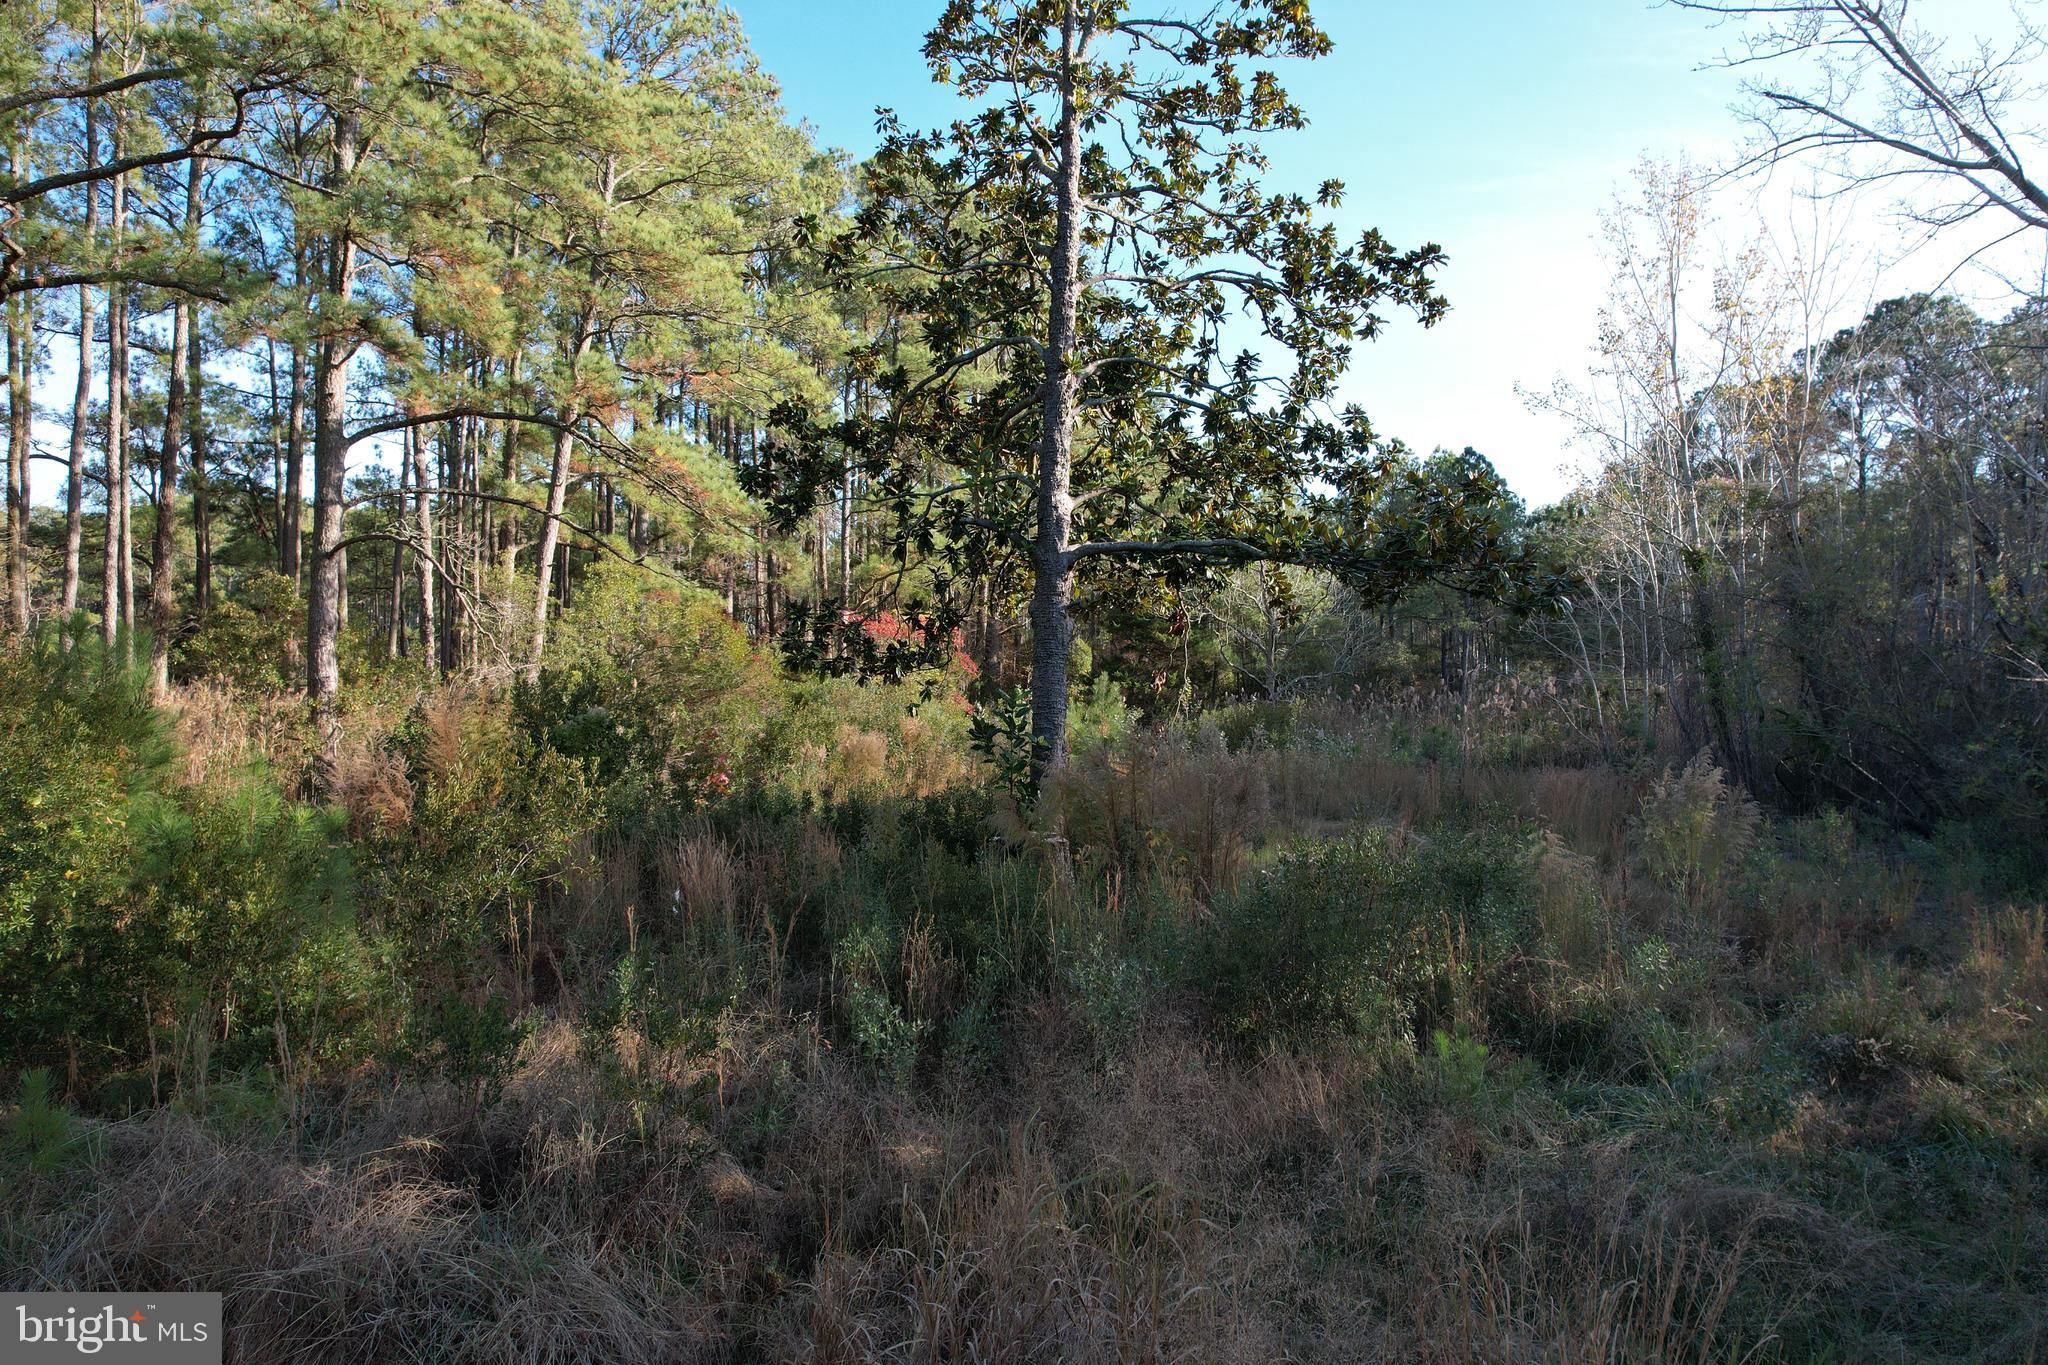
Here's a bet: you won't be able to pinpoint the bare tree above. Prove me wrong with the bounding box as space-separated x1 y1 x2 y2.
1675 1 2048 236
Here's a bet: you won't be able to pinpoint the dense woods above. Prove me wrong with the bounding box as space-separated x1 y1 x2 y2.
3 1 2045 1361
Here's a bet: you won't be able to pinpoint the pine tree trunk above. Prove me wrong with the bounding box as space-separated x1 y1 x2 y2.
102 161 128 650
6 289 31 632
529 312 597 675
265 340 284 569
308 101 361 793
61 27 100 628
185 132 209 615
437 416 456 675
528 418 576 678
529 170 610 678
64 272 92 622
410 421 437 670
282 340 305 587
386 447 405 659
188 301 209 614
148 293 189 696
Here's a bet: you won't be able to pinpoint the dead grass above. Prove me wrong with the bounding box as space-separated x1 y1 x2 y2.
4 1007 1878 1365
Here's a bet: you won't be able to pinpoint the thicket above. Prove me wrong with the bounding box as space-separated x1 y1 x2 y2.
6 610 2044 1358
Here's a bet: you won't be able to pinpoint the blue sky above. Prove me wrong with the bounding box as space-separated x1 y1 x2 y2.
736 1 1749 504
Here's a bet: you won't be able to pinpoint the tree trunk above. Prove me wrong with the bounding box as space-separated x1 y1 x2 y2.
528 417 576 678
265 340 283 568
410 420 437 670
148 293 189 696
307 102 361 793
495 352 520 584
6 288 30 632
64 273 92 623
282 340 305 587
437 415 457 674
839 380 855 602
102 161 127 650
386 447 406 659
61 27 100 628
1027 10 1085 784
529 163 611 676
188 299 210 615
185 132 210 614
529 304 599 676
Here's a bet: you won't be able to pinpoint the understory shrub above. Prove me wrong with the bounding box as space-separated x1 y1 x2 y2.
1195 819 1538 1048
2 633 381 1085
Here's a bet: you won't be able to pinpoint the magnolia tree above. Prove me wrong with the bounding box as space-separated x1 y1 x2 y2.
758 0 1561 781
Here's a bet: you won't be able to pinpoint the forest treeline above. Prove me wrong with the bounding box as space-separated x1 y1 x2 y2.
3 0 2041 852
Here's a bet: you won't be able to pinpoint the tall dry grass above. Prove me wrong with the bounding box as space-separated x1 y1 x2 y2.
8 1010 1863 1365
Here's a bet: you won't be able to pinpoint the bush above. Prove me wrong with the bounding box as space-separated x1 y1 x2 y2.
1194 821 1537 1048
377 692 596 1008
2 1070 97 1173
1211 697 1308 752
1634 752 1758 913
174 571 302 690
0 635 172 1073
2 633 384 1089
518 562 783 820
134 761 379 1080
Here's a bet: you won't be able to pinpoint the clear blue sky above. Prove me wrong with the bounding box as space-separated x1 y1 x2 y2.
733 1 1750 505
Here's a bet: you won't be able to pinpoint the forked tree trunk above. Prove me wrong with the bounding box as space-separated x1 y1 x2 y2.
530 304 599 677
528 417 577 678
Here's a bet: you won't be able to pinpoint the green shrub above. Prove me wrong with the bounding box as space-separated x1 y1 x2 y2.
1431 1027 1490 1102
1195 821 1537 1048
966 684 1034 800
402 994 532 1108
579 946 730 1063
0 635 170 1071
2 1069 97 1173
1063 932 1151 1064
519 561 783 820
173 571 302 689
831 920 911 1080
1 632 387 1089
1212 697 1311 752
1068 674 1137 756
137 763 381 1079
378 694 596 1001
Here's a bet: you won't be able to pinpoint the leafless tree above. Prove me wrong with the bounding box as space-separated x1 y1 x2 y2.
1673 1 2048 237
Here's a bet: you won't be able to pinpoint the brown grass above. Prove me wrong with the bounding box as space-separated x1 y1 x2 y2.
5 1008 1865 1365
